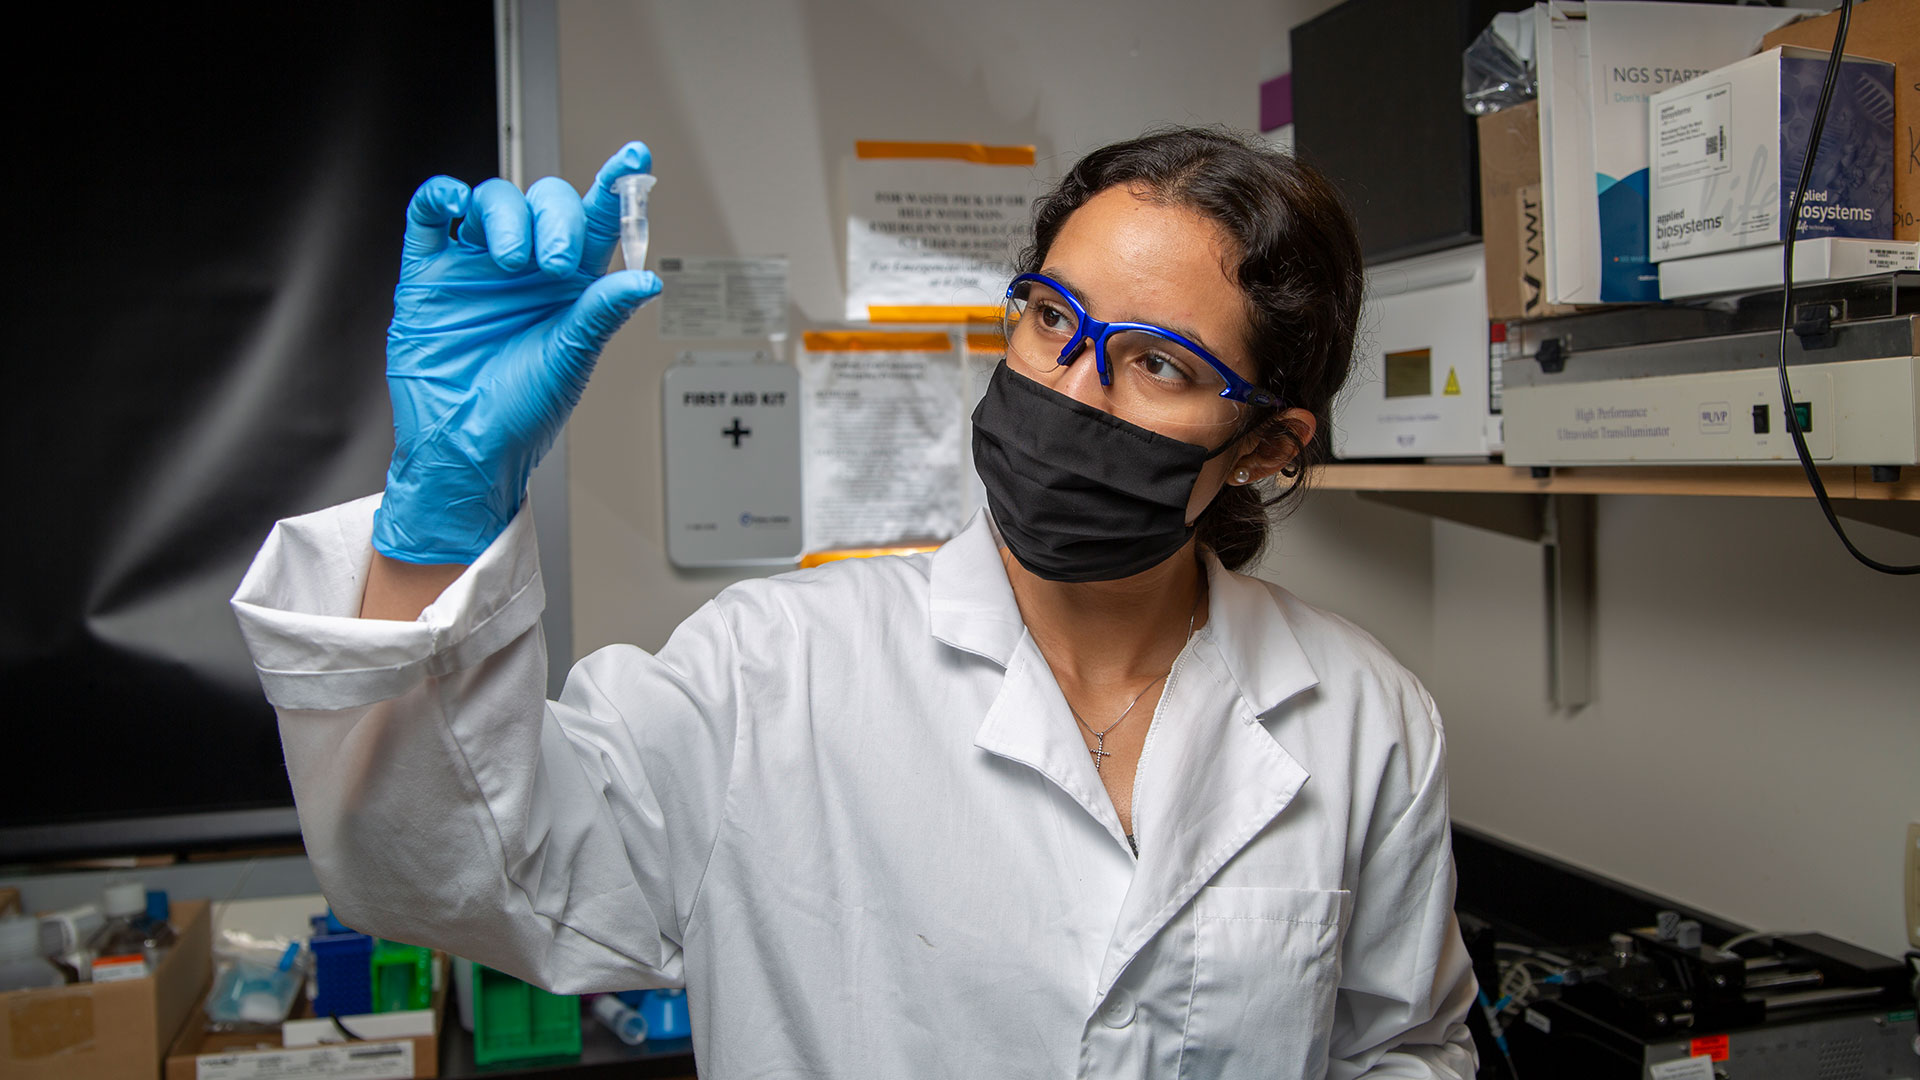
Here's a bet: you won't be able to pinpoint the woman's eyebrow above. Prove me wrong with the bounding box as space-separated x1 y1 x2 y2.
1039 266 1224 359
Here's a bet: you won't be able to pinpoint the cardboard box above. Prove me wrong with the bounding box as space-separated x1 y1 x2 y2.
1534 1 1802 304
1764 0 1919 242
1479 101 1583 321
164 960 447 1080
1657 236 1920 298
1650 46 1895 262
0 898 213 1080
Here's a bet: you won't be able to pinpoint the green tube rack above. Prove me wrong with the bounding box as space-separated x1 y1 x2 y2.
371 940 434 1012
470 964 583 1065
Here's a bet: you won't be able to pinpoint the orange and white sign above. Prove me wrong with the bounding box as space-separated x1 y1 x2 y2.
799 331 969 553
843 141 1037 323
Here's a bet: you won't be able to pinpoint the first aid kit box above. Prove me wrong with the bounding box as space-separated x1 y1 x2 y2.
1649 45 1894 263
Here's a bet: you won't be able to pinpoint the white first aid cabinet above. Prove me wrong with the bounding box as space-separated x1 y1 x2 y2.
662 353 804 568
1334 244 1502 459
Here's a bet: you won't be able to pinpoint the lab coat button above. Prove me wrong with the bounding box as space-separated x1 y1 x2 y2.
1099 992 1136 1028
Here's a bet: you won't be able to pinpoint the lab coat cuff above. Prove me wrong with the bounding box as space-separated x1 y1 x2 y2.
231 491 546 710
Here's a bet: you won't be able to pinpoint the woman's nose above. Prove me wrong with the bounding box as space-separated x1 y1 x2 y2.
1051 338 1108 407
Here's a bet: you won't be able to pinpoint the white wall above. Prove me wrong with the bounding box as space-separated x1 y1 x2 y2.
551 1 1920 963
554 0 1344 656
1431 496 1920 960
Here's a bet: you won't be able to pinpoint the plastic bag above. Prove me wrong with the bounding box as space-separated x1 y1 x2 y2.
206 943 308 1030
1463 11 1537 115
204 924 312 1033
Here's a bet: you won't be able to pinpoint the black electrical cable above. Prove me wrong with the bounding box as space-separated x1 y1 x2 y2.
1776 0 1920 574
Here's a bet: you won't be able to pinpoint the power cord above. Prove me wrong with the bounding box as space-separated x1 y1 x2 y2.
1775 0 1920 574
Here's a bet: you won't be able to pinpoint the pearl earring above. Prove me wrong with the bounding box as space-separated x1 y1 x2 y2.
1232 468 1251 485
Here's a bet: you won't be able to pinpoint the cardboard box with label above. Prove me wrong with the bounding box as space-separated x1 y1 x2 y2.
1763 0 1919 242
1649 46 1895 262
0 898 213 1080
164 958 446 1080
1479 101 1582 321
1535 1 1802 305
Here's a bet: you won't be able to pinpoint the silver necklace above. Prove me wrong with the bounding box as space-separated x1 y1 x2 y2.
1069 599 1200 774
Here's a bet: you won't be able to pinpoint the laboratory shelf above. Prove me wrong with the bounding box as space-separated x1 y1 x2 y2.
1309 462 1920 710
1312 463 1920 501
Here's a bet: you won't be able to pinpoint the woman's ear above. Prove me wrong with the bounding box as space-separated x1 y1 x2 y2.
1228 408 1317 485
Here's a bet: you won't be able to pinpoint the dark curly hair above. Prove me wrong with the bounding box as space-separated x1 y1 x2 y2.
1017 127 1363 572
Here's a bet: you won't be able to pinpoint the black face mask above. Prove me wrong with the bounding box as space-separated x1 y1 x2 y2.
971 361 1239 583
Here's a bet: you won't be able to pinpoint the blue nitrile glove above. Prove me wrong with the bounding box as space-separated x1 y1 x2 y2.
370 142 663 564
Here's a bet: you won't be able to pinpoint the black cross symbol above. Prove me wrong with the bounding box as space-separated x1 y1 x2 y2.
722 418 752 447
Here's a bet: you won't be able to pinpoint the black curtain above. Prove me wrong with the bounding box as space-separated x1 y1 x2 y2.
2 6 497 846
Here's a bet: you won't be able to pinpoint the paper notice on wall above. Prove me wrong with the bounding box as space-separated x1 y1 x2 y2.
800 331 968 552
843 142 1037 323
657 256 789 338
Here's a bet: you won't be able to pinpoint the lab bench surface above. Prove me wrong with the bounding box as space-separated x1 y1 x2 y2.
440 1014 696 1078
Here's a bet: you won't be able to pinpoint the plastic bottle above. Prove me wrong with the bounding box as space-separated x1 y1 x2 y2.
90 881 156 981
141 891 178 962
590 994 649 1046
0 917 66 991
38 902 104 982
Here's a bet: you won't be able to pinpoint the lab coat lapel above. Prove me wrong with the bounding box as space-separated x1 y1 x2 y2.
1097 559 1321 995
928 512 1024 666
931 513 1129 843
973 636 1131 846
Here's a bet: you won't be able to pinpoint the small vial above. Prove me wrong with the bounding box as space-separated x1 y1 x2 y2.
591 994 649 1045
613 173 656 271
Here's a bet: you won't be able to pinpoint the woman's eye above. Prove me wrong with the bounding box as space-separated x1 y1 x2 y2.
1138 351 1193 383
1034 301 1073 332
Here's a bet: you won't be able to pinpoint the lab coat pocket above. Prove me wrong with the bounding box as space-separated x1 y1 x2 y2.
1180 886 1352 1079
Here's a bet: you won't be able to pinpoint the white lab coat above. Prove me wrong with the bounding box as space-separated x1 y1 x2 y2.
232 495 1477 1079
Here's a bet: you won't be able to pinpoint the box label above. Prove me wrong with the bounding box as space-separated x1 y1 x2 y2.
194 1040 415 1080
1688 1033 1731 1061
1649 1055 1715 1080
1656 83 1732 189
90 954 150 982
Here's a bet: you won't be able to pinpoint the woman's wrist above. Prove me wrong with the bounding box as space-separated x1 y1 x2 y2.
360 551 467 621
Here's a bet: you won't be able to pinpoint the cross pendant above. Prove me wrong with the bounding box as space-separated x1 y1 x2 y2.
1089 734 1111 773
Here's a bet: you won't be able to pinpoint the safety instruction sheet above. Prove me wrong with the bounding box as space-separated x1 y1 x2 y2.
842 141 1036 323
799 331 969 553
657 256 789 338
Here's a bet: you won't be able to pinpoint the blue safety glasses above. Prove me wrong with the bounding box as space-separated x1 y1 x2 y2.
1001 273 1278 417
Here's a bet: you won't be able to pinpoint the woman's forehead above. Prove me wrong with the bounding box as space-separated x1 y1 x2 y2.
1045 187 1253 370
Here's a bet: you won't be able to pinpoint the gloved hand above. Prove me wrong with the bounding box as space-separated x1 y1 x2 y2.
370 142 662 564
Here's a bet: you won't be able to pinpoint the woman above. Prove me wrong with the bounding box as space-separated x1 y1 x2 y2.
234 128 1477 1078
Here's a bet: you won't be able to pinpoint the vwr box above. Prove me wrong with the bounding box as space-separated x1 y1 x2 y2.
1650 46 1894 263
1502 305 1920 468
1335 244 1502 459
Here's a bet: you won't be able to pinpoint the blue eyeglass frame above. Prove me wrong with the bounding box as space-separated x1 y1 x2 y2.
1004 272 1278 409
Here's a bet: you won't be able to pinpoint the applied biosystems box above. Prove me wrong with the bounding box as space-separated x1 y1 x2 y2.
1649 46 1893 263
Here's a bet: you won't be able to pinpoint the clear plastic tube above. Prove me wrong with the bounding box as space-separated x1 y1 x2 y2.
591 994 649 1045
613 174 656 271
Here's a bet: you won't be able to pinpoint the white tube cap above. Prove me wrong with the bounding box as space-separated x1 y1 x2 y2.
102 882 146 918
0 917 42 961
